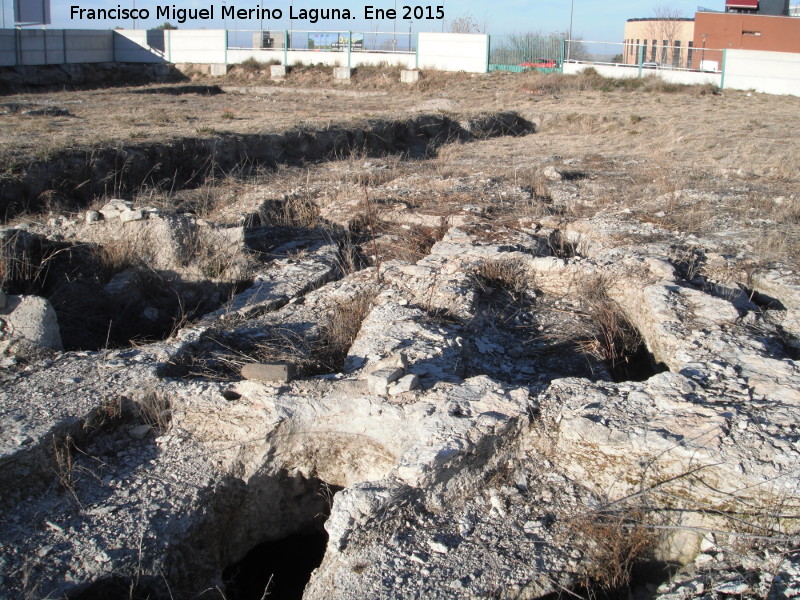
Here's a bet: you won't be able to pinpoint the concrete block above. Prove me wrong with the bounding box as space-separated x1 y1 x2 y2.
242 362 296 382
388 374 420 396
333 67 354 80
85 210 101 224
209 63 228 77
367 367 404 395
400 69 420 83
270 64 287 78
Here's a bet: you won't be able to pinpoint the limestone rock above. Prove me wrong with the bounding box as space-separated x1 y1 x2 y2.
543 165 563 181
0 294 62 350
367 367 404 395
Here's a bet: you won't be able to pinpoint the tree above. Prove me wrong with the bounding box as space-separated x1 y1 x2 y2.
645 5 685 65
154 21 177 30
449 14 479 33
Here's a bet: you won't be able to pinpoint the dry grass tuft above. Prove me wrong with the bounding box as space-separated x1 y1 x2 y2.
135 389 171 434
569 509 658 592
315 291 376 372
475 257 530 299
577 275 642 372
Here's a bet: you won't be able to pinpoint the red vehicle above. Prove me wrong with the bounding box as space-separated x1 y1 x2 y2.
520 58 557 69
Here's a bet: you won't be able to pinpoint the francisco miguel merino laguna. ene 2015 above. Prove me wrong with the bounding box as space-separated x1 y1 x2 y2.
70 4 445 24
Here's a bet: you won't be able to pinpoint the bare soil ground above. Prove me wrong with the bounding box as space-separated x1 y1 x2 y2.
1 66 799 600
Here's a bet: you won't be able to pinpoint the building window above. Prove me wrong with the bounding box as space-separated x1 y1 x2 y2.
641 40 647 63
687 40 694 68
673 40 681 67
651 39 657 61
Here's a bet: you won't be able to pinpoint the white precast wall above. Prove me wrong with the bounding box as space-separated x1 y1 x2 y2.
0 29 114 66
226 48 416 69
417 32 488 73
114 30 166 63
167 30 226 63
114 29 226 64
0 30 15 66
563 61 722 86
723 49 800 97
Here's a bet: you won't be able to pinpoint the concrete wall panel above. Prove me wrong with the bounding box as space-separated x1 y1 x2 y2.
0 30 16 66
65 30 113 63
563 61 722 86
226 48 415 69
724 48 800 96
418 32 487 73
166 30 226 63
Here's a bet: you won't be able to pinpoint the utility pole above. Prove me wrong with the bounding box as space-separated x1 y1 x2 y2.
701 33 707 69
567 0 574 61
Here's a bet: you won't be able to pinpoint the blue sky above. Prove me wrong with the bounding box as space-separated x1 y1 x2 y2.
2 0 733 41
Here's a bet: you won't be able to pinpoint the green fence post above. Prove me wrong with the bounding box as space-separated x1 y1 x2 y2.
560 38 565 72
62 29 67 64
720 48 727 90
347 30 351 68
415 33 419 69
223 29 227 65
283 30 288 66
486 34 490 72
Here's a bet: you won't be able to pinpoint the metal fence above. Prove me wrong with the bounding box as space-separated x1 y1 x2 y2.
568 39 727 73
227 29 415 54
488 35 563 72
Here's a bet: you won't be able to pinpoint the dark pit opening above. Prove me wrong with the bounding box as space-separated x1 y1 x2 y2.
607 341 669 383
223 531 329 600
538 560 679 600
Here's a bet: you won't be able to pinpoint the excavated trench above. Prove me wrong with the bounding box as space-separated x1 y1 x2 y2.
0 111 533 220
0 229 249 350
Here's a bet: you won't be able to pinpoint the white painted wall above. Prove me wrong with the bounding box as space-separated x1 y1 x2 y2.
723 49 800 97
417 32 487 73
227 47 416 69
563 61 723 86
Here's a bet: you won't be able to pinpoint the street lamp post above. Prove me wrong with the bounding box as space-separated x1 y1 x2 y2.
222 1 226 30
567 0 574 61
2 0 6 29
701 33 707 70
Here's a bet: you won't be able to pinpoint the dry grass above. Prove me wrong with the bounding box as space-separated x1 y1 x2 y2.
135 389 172 434
314 291 376 372
475 257 530 299
569 508 659 592
576 275 643 372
